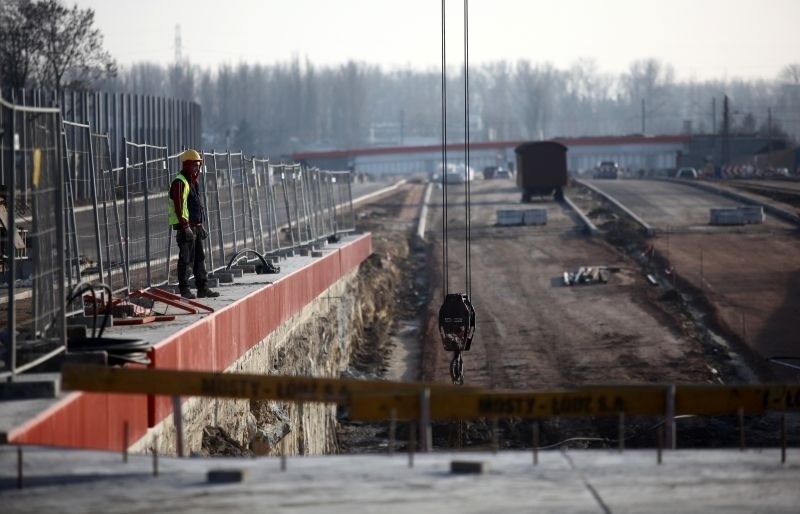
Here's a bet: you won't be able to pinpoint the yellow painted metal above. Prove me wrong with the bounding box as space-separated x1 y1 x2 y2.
62 365 800 421
61 364 473 404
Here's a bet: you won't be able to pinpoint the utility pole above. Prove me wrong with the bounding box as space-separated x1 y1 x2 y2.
641 98 646 134
711 97 716 133
721 95 730 166
767 107 773 168
174 24 183 64
711 97 717 169
400 108 405 146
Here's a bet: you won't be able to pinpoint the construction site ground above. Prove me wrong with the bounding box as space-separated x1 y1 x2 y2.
4 178 800 513
345 178 799 452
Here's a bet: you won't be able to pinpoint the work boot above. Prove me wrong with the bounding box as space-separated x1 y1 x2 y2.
179 288 196 300
197 287 220 298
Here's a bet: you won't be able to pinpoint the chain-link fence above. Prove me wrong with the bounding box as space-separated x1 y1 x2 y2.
1 91 354 378
1 97 67 377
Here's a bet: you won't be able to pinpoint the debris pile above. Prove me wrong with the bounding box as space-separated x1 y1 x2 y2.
563 266 617 286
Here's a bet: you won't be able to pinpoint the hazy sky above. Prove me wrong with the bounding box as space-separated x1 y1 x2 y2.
74 0 798 81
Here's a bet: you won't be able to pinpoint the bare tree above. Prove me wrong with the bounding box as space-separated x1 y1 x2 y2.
0 0 41 90
778 64 800 84
34 0 116 92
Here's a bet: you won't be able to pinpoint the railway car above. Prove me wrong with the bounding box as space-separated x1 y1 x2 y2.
514 141 568 202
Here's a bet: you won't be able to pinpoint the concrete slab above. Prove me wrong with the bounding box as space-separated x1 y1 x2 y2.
0 447 797 513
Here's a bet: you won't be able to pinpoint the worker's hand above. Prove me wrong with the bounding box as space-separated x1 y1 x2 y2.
197 225 208 240
181 225 195 242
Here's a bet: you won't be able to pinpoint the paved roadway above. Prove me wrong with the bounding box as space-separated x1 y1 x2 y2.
585 178 800 381
584 178 795 231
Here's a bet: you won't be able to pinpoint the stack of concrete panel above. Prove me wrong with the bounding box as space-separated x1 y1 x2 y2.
709 208 744 225
523 209 547 225
739 206 765 224
496 210 524 225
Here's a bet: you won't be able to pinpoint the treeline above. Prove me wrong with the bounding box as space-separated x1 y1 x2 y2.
3 2 799 157
98 58 800 157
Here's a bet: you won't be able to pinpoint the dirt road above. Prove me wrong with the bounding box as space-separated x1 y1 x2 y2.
345 178 795 451
420 179 719 388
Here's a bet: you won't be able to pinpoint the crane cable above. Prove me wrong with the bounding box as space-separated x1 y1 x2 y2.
440 0 472 296
438 0 475 387
463 0 471 297
441 0 449 295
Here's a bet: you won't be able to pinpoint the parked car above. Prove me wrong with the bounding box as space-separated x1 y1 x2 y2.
494 168 512 179
593 161 619 179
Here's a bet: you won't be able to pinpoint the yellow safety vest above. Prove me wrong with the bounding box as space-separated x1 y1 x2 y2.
167 173 190 226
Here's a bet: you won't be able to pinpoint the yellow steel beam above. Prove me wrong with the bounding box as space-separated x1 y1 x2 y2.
60 364 474 404
62 365 800 421
676 384 800 415
350 386 668 420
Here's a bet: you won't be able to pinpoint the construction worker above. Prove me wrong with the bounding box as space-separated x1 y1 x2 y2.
168 149 219 299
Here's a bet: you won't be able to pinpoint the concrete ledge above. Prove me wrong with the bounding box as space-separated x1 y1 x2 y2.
5 234 373 451
575 178 655 236
562 194 600 236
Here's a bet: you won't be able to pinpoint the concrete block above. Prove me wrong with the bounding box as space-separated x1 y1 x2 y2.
497 210 524 225
207 469 248 484
64 351 108 366
523 208 547 225
189 278 219 288
67 315 112 331
67 325 87 339
450 460 488 474
0 373 60 400
231 264 257 274
210 272 235 283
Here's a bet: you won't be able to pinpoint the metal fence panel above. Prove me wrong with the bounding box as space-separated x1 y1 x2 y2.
93 134 129 295
203 152 234 269
229 152 248 254
124 141 171 290
1 98 67 377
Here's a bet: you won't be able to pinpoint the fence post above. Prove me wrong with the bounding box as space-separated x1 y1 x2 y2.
8 98 18 377
142 143 152 287
226 150 238 257
664 385 676 450
122 138 131 295
419 387 431 453
87 129 105 282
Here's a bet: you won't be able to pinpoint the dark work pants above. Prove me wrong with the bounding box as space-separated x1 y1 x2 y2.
176 226 208 290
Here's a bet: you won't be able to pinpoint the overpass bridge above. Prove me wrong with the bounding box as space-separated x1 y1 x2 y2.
293 135 690 175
